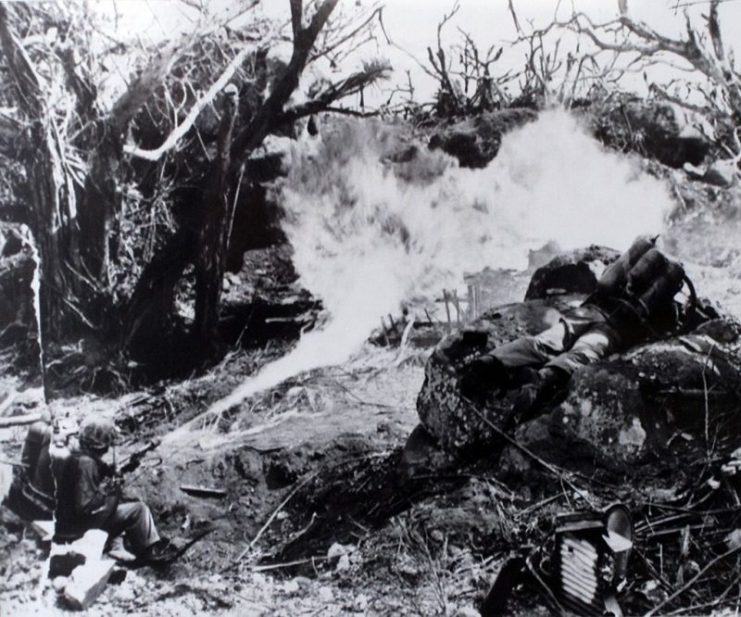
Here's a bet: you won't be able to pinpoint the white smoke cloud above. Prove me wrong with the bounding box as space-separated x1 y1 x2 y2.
184 109 674 430
279 108 672 334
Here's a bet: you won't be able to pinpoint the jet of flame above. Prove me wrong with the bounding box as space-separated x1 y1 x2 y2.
180 108 674 432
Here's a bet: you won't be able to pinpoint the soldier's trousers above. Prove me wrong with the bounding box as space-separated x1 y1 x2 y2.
104 501 161 553
490 304 622 376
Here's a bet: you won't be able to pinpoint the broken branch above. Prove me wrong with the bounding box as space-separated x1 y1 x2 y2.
0 413 43 428
124 39 265 162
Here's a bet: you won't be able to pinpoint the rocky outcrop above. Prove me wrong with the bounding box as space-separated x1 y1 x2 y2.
417 245 618 454
416 248 741 472
428 108 538 168
525 245 620 300
427 98 715 171
586 95 713 168
416 295 586 455
500 323 741 473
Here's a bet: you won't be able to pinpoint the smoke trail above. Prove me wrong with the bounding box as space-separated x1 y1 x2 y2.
190 109 674 428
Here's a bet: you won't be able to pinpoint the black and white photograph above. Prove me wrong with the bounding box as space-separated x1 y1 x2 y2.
0 0 740 614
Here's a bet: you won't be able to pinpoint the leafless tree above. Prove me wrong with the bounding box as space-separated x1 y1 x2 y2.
0 0 389 385
557 0 740 138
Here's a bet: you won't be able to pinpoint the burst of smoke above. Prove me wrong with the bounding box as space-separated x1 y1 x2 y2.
282 109 673 320
189 108 674 429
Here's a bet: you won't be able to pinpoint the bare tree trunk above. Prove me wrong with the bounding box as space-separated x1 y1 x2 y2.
1 2 190 353
193 88 239 356
25 134 77 339
230 0 340 158
77 39 183 289
123 230 194 357
0 4 78 345
77 130 124 288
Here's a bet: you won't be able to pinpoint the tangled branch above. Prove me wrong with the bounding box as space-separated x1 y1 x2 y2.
561 1 741 124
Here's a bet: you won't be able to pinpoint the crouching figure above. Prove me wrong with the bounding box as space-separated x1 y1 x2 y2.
55 416 177 565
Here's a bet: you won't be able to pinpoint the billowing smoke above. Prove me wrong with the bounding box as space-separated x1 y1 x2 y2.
195 109 674 423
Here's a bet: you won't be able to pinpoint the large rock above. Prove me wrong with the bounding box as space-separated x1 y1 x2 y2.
427 99 713 171
428 109 538 168
416 246 741 470
587 95 712 168
417 247 619 454
502 324 741 473
417 295 585 454
525 245 619 300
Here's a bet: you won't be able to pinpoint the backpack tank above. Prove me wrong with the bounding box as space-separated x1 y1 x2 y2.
626 248 668 297
636 259 685 318
597 235 655 295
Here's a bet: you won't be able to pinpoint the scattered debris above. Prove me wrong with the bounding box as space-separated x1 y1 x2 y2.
481 504 633 617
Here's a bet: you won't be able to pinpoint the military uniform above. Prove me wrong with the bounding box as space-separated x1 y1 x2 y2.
55 416 163 559
462 237 687 406
488 304 621 379
55 450 160 552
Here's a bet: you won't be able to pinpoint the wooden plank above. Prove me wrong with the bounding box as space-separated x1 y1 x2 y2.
49 529 108 577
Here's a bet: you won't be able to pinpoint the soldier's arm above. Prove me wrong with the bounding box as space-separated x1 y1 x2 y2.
74 457 119 519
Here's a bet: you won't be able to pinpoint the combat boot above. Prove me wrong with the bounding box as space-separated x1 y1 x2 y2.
142 538 180 565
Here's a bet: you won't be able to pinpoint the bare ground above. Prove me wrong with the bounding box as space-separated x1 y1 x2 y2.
3 345 516 616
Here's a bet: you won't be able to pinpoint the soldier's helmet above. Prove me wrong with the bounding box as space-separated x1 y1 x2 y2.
78 416 117 454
